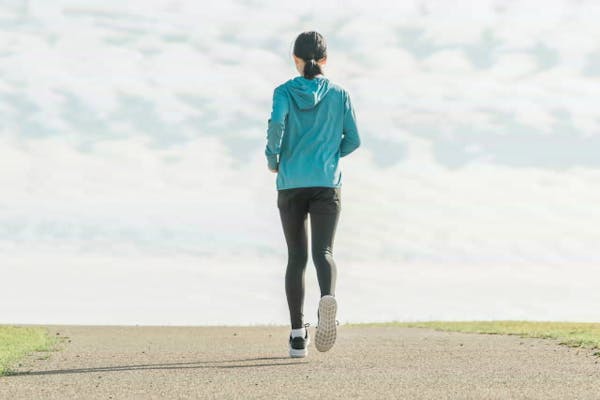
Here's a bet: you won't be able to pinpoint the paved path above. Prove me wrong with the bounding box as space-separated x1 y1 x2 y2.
1 325 599 399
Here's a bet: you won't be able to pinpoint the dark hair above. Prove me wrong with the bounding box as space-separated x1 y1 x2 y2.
293 31 327 79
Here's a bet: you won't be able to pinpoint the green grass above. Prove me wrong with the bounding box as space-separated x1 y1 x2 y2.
0 325 58 376
350 321 600 351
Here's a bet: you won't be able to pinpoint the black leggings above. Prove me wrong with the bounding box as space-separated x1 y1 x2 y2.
277 186 341 329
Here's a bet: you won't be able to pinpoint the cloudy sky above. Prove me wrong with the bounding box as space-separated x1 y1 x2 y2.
1 0 599 325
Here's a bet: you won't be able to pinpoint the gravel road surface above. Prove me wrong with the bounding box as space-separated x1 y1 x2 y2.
1 325 599 399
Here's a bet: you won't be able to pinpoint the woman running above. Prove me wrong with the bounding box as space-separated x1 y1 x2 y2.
264 31 361 358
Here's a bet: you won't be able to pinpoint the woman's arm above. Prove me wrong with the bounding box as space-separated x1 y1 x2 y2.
265 86 289 171
340 90 361 157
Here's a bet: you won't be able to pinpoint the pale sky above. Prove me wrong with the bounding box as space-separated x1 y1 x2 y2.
1 0 599 325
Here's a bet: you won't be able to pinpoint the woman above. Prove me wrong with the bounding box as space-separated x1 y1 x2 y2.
265 31 361 358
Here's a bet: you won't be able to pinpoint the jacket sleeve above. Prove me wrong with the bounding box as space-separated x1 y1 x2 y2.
265 86 289 170
340 90 361 157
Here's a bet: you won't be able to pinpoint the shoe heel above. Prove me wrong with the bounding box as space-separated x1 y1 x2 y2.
289 347 307 358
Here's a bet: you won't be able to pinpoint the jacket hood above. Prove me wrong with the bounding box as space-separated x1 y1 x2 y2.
285 76 331 110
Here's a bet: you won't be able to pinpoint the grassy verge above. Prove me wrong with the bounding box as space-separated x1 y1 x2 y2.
350 321 600 351
0 325 58 376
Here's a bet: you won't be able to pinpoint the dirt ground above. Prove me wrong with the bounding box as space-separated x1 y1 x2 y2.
1 325 599 399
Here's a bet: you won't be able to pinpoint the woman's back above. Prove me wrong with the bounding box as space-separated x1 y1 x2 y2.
265 75 361 190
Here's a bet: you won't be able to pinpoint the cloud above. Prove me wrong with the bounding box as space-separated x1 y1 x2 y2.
1 0 599 260
1 0 600 323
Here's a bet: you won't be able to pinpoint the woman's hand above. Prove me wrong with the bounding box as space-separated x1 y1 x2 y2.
269 167 278 173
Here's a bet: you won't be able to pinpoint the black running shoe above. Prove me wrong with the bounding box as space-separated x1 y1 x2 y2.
288 323 310 358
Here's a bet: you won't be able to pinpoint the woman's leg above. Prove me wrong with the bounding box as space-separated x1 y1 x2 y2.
278 190 310 329
310 211 340 297
309 188 341 297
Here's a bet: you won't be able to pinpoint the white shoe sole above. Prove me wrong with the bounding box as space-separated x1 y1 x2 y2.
315 295 337 352
289 347 308 358
289 334 310 358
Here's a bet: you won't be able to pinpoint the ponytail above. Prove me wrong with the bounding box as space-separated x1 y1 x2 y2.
303 58 323 79
293 31 327 79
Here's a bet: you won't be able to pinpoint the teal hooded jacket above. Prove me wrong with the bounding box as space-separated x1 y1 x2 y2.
265 75 361 190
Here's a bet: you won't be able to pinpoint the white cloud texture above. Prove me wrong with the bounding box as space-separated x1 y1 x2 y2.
1 0 600 324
